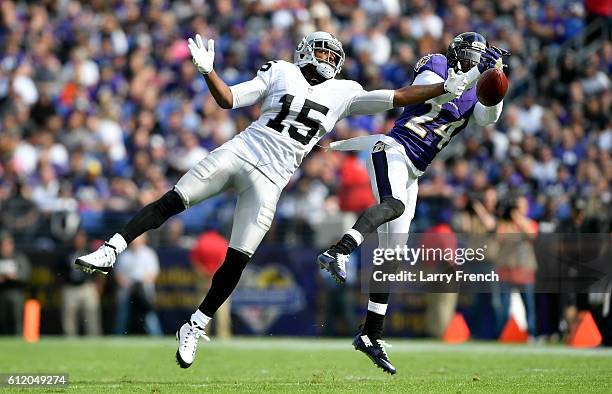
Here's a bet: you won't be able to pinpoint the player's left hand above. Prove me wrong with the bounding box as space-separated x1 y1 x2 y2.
444 68 467 98
187 34 215 75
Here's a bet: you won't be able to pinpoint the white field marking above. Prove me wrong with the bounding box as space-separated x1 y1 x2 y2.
25 337 612 357
74 382 354 388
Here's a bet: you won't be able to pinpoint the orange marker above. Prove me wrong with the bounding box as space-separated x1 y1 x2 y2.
499 317 528 343
442 313 470 343
568 311 602 348
23 299 41 343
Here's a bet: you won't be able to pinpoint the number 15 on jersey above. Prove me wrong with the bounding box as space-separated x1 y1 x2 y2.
266 94 330 145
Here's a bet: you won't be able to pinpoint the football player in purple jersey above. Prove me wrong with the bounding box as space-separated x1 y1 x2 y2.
318 32 509 374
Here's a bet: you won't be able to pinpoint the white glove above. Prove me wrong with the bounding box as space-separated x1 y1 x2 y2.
187 34 215 75
494 57 504 71
444 68 467 98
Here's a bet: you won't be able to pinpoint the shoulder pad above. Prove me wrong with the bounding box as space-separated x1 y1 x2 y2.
414 54 448 79
258 60 280 73
338 79 363 91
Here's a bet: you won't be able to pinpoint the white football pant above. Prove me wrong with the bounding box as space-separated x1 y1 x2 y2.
174 148 280 256
365 137 420 249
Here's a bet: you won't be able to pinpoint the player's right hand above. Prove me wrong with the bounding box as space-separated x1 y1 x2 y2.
187 34 215 75
478 47 508 73
444 68 467 98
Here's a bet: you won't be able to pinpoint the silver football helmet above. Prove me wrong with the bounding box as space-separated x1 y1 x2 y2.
294 31 345 80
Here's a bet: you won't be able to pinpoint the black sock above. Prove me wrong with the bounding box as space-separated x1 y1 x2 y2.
119 189 185 244
363 310 386 339
363 292 390 339
199 248 250 317
333 234 358 255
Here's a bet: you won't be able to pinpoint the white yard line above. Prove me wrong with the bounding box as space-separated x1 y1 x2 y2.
205 339 612 357
26 337 612 357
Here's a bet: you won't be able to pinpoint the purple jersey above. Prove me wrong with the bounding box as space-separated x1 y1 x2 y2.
388 54 478 172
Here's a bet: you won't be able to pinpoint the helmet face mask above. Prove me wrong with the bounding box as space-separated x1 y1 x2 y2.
295 32 345 80
447 32 488 72
456 48 482 71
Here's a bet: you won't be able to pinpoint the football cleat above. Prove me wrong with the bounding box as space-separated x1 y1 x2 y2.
75 243 118 275
175 321 209 369
352 332 396 375
317 248 349 284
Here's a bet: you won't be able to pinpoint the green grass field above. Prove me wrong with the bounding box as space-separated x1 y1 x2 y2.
0 337 611 393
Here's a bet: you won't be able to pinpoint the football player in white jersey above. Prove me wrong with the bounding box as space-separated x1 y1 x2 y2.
75 31 468 368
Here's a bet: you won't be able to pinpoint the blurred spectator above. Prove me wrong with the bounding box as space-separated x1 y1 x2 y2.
114 234 162 336
73 160 109 212
31 163 60 212
337 153 375 213
584 0 612 44
61 230 102 336
495 196 538 337
190 230 231 339
556 197 607 336
517 96 544 135
320 254 357 337
168 132 209 173
410 3 444 40
0 181 40 240
423 210 459 339
0 231 31 335
360 0 400 18
580 63 610 96
456 188 500 338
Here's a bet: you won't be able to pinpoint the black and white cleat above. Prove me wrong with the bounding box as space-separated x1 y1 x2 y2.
317 248 348 284
175 321 209 369
352 332 396 375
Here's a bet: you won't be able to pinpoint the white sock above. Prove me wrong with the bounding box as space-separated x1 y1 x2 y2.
345 229 364 246
191 309 212 329
107 233 128 254
368 300 388 315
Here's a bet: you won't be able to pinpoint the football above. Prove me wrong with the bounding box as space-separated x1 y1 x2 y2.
476 68 509 106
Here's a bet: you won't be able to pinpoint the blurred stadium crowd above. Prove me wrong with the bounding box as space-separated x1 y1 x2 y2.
0 1 610 338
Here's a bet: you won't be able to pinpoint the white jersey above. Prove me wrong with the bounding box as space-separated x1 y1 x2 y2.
220 60 394 186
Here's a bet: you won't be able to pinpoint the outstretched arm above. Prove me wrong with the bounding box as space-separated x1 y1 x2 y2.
394 68 467 107
392 83 445 107
188 35 233 109
345 70 467 116
403 70 454 106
